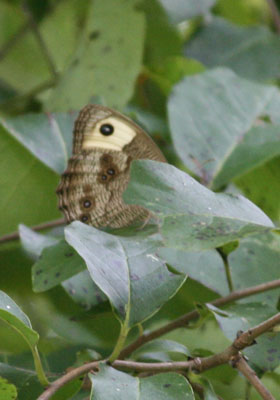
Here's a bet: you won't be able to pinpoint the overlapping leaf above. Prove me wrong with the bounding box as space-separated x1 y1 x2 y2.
124 160 274 251
0 111 76 174
168 68 280 188
65 222 186 326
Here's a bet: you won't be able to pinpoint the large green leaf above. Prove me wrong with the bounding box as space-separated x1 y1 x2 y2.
0 111 76 174
159 0 216 23
65 222 186 327
90 364 194 399
168 68 280 188
124 160 274 251
0 127 60 236
186 17 280 81
46 0 145 111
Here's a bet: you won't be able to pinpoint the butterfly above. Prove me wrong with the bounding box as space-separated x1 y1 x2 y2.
56 104 166 228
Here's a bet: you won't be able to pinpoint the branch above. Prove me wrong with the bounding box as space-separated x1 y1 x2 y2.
0 218 65 245
266 0 280 33
120 279 280 358
37 313 280 400
233 354 275 400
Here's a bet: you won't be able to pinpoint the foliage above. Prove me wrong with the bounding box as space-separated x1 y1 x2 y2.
0 0 280 399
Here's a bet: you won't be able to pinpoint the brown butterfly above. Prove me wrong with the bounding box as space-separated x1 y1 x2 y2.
56 104 166 228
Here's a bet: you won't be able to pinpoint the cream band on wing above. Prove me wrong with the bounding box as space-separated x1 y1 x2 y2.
82 117 137 151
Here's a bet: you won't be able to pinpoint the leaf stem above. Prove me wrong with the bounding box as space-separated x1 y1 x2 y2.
217 249 234 292
108 322 129 363
31 346 49 387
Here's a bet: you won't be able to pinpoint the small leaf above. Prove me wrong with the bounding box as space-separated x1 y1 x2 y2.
32 240 86 292
0 291 39 348
132 339 191 360
0 377 17 400
124 160 274 251
89 364 194 399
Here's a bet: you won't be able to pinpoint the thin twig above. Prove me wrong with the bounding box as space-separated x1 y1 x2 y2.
119 279 280 358
37 313 280 400
21 2 58 79
0 218 65 245
233 354 275 400
266 0 280 33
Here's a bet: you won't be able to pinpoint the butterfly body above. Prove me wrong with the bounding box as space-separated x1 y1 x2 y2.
56 104 165 228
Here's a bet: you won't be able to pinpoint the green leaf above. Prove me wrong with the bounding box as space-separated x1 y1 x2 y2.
0 3 51 92
158 248 228 295
208 303 280 371
168 67 280 188
186 17 280 81
62 270 107 309
124 160 274 251
0 111 77 174
19 224 59 259
90 364 194 399
46 0 145 111
32 240 86 292
65 222 186 327
40 0 87 74
0 127 60 236
0 291 39 348
236 156 280 223
0 377 17 400
229 231 280 307
0 363 41 400
141 0 182 66
159 0 216 23
132 339 191 361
